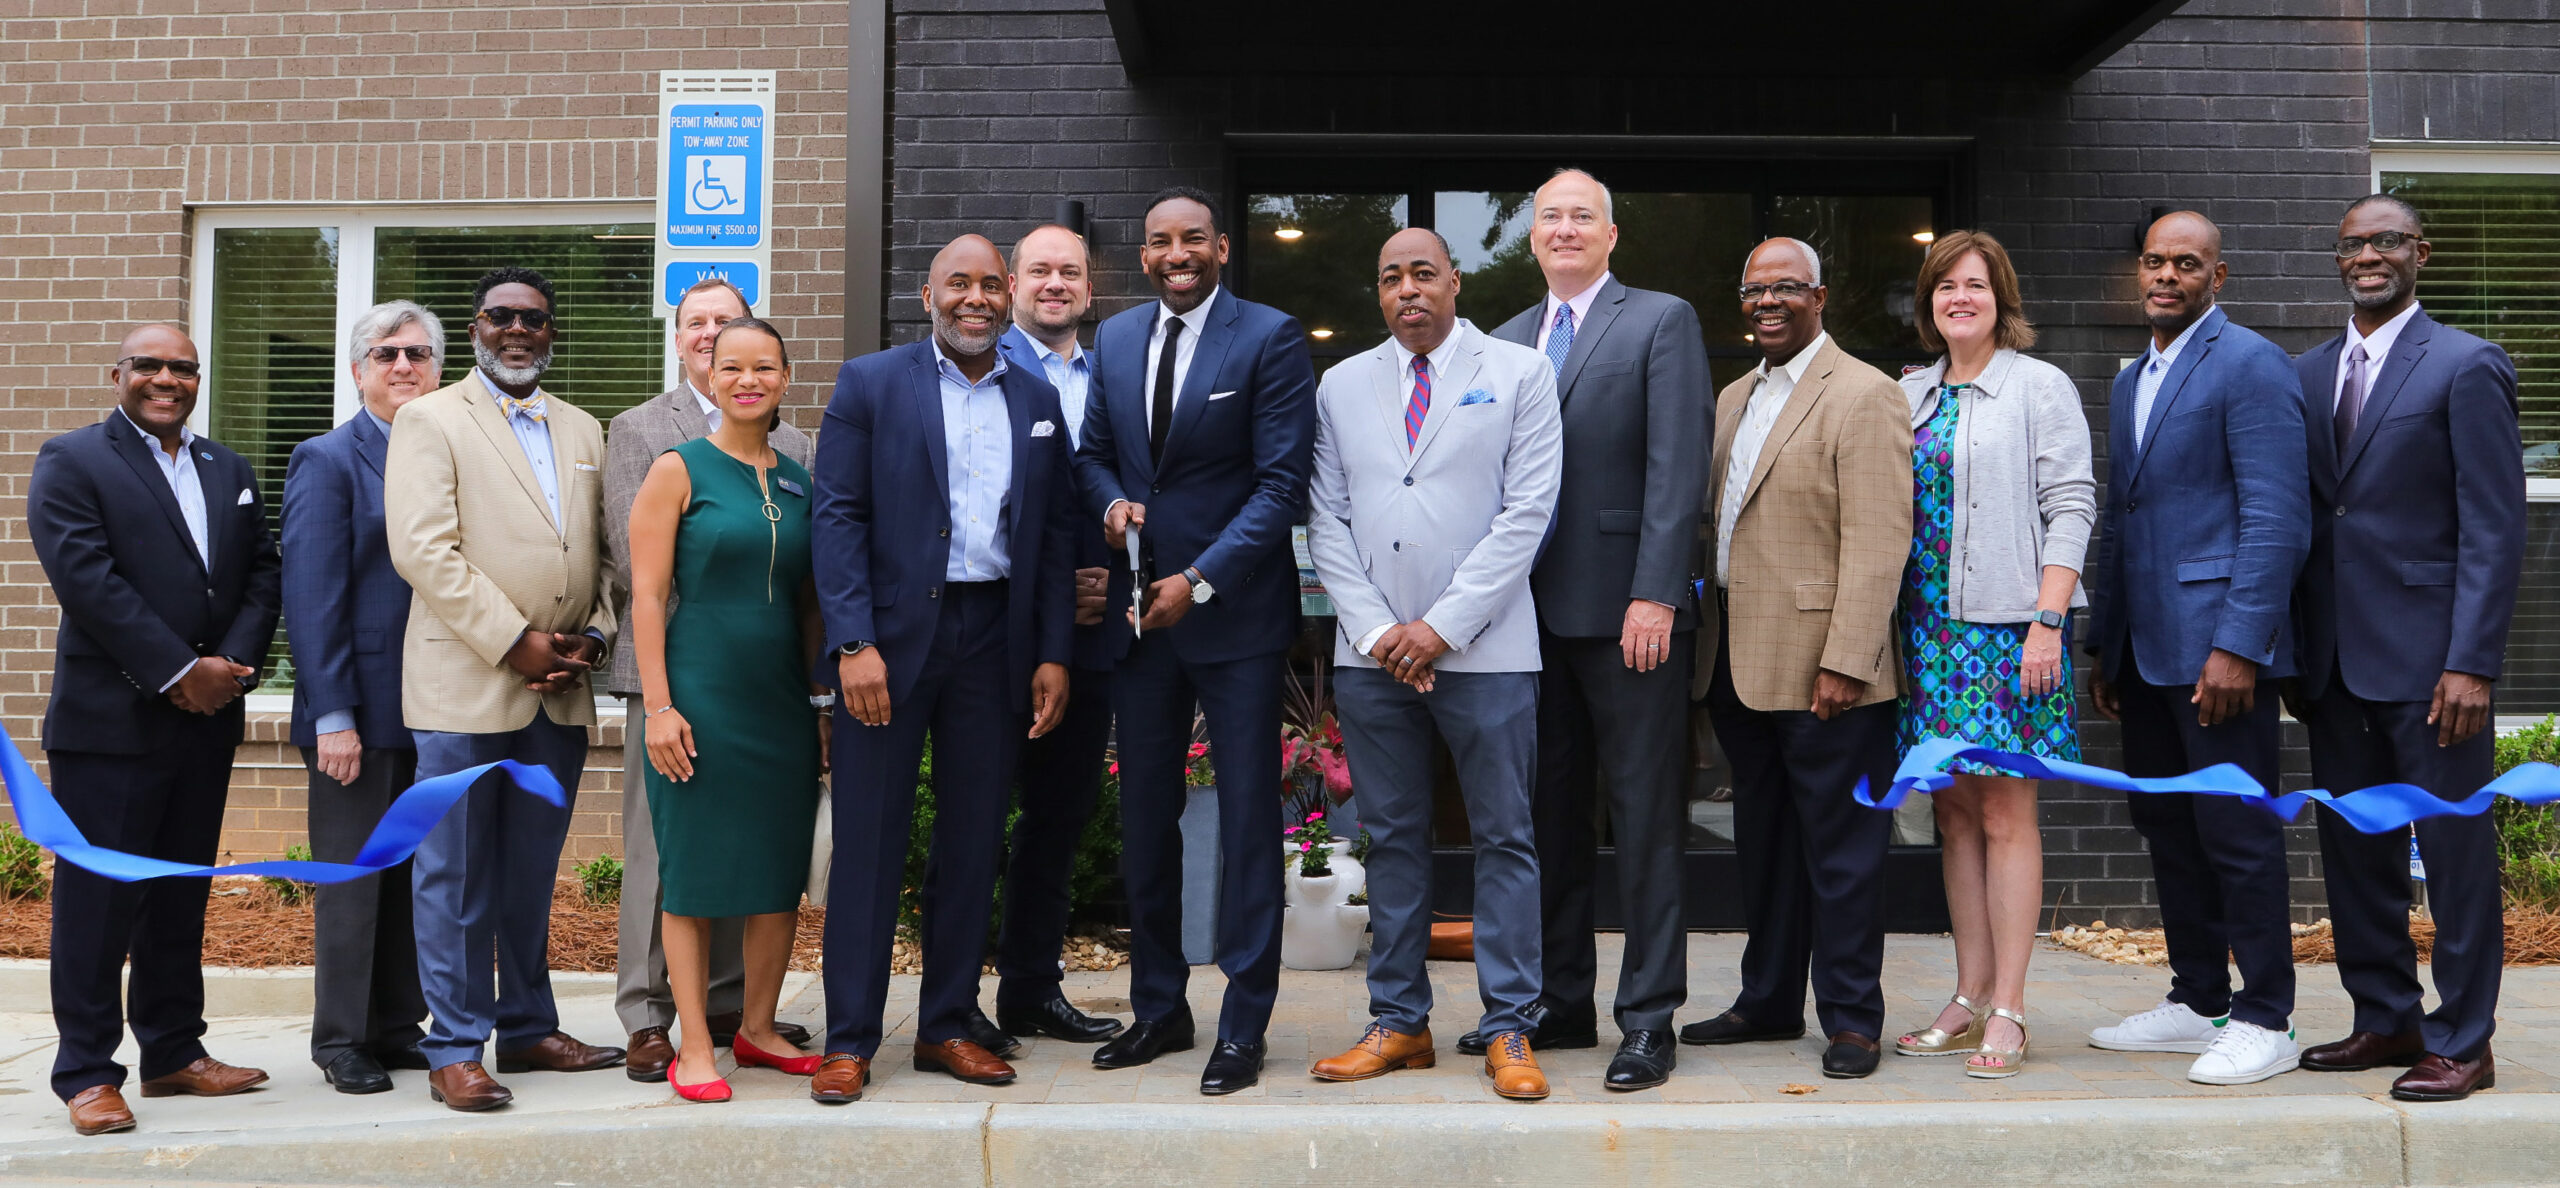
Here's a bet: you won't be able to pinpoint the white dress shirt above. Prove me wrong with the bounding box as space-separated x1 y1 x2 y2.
1142 286 1220 433
119 406 213 692
1352 326 1471 656
1717 331 1830 587
689 381 719 432
478 369 562 530
1533 271 1612 356
2336 301 2421 413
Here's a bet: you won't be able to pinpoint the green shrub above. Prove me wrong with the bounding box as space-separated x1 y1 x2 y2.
577 852 624 907
0 821 46 901
895 741 1125 944
2491 715 2560 907
262 844 315 906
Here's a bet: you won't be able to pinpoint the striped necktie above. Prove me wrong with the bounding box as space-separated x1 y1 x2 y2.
1545 303 1575 376
1405 355 1431 449
500 393 548 423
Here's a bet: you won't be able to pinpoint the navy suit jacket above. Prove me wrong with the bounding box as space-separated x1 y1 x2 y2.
998 325 1116 673
1071 287 1318 664
2294 308 2523 703
28 411 282 755
813 338 1078 707
282 412 414 749
2087 306 2311 686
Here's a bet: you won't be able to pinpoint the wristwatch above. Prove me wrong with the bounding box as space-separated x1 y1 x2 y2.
2033 609 2068 630
839 640 874 656
809 693 837 709
1185 567 1214 604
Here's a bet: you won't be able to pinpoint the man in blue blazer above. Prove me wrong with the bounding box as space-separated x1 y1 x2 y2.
282 301 442 1095
2290 195 2522 1102
29 324 282 1135
2085 212 2311 1086
809 234 1079 1101
1073 186 1318 1095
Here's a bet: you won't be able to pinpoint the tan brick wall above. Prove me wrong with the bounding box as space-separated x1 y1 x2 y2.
0 1 851 873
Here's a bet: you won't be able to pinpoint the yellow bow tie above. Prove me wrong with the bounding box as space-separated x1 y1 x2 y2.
499 394 548 423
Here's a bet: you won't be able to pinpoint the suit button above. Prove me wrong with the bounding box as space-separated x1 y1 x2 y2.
2335 506 2347 517
939 527 950 538
2127 500 2139 512
1403 476 1414 486
929 586 941 599
1392 541 1401 552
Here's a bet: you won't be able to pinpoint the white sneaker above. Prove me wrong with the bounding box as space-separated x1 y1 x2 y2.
2187 1020 2300 1085
2088 1000 2226 1053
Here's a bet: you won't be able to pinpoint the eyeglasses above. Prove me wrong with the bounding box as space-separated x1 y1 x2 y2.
478 306 554 331
365 344 436 365
119 355 201 380
1738 281 1818 302
2334 231 2420 258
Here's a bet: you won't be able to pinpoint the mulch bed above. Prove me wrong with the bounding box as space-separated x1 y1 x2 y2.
2049 900 2560 967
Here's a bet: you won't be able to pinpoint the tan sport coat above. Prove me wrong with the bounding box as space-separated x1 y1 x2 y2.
386 372 615 733
1699 336 1913 712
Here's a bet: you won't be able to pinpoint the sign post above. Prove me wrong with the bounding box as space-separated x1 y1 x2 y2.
655 71 777 315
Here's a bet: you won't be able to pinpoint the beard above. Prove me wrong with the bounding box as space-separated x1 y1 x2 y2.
1018 299 1082 340
933 306 1000 357
473 338 552 388
2347 271 2409 311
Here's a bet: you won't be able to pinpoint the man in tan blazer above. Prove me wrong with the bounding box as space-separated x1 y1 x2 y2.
1679 238 1913 1080
385 267 625 1112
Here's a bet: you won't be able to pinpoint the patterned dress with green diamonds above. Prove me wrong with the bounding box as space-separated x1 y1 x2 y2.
1896 383 2079 775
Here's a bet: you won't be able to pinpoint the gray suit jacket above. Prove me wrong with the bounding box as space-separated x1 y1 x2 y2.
1490 277 1712 638
602 385 815 695
1306 321 1563 674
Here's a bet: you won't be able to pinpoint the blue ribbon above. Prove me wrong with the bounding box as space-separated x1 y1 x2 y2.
1861 736 2560 836
2 721 564 884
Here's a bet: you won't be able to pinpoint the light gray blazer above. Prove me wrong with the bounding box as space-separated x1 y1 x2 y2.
601 385 815 695
1901 349 2096 622
1306 321 1563 674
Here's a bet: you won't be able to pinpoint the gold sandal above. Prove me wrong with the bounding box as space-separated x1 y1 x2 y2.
1895 993 1986 1057
1967 1008 2028 1079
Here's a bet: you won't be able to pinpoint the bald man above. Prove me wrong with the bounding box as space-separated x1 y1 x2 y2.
809 235 1079 1100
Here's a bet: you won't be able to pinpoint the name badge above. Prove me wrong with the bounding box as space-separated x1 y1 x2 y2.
775 477 806 497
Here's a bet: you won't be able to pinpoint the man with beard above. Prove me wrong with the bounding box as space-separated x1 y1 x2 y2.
2084 212 2309 1086
806 234 1077 1101
386 267 625 1111
2290 194 2520 1102
1074 186 1317 1095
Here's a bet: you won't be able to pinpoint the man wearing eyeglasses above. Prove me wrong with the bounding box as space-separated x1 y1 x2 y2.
385 267 625 1111
282 301 446 1096
29 323 282 1136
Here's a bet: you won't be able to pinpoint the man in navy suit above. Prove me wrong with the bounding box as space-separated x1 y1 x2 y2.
29 324 283 1136
1073 186 1318 1095
2290 194 2522 1102
2085 212 2311 1086
808 234 1078 1101
282 301 442 1095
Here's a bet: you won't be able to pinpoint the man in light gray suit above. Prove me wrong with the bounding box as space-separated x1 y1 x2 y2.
1476 167 1712 1091
1305 228 1563 1101
602 277 814 1081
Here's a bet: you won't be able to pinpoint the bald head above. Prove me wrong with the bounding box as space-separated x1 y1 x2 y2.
931 234 1006 280
923 233 1011 365
1378 226 1461 354
111 323 200 447
2145 211 2222 262
2137 211 2227 345
118 323 195 361
1740 237 1827 366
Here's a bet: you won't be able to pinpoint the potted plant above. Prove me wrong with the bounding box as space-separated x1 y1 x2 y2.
1281 808 1368 969
1118 719 1223 964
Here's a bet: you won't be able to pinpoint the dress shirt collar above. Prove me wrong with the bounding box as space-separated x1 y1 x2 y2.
1754 331 1831 389
1541 271 1612 331
929 333 1009 388
1389 321 1470 382
687 380 717 417
1024 331 1084 368
1154 286 1220 340
362 406 394 436
2143 311 2210 373
2346 301 2421 365
475 368 549 416
116 405 196 459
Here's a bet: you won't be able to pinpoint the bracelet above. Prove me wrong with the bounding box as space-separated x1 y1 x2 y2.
646 704 678 717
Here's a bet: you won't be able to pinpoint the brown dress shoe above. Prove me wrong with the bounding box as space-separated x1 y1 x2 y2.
138 1057 269 1098
1310 1023 1436 1082
1482 1031 1548 1101
67 1085 135 1136
427 1061 514 1112
494 1031 626 1073
913 1038 1017 1085
809 1053 871 1103
625 1026 675 1083
2392 1050 2495 1102
2301 1029 2424 1072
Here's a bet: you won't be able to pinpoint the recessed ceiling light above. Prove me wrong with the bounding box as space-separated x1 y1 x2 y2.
1310 328 1334 339
1275 228 1304 241
1743 334 1755 342
1912 231 1936 244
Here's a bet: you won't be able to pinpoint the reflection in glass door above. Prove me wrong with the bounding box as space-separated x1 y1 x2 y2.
1244 193 1408 364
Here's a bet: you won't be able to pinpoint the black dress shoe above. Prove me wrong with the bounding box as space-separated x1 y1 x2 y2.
1822 1033 1882 1079
1678 1010 1807 1046
1199 1040 1265 1095
998 996 1125 1043
371 1043 431 1072
321 1050 392 1095
1094 1014 1197 1069
1605 1030 1676 1091
2392 1049 2495 1102
706 1012 814 1050
2303 1029 2425 1072
1456 1002 1600 1056
964 1006 1024 1059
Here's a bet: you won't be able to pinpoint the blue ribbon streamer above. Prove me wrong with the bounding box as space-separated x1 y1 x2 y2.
2 721 564 884
1860 736 2560 836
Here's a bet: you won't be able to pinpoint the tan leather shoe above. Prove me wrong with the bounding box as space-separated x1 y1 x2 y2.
138 1057 269 1098
67 1085 135 1136
426 1061 514 1112
1310 1022 1436 1082
809 1053 871 1103
1483 1031 1549 1100
625 1026 675 1083
494 1031 625 1073
913 1038 1017 1085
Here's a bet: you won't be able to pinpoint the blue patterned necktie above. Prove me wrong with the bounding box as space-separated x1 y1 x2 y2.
1545 303 1575 376
1405 356 1431 449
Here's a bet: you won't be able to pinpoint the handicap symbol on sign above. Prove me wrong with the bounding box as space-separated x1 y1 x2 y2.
686 155 747 217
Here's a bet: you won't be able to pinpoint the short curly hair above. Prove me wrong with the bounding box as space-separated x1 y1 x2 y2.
472 266 557 313
1912 230 2035 354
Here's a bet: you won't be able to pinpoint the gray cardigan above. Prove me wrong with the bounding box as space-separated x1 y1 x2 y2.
1901 350 2097 623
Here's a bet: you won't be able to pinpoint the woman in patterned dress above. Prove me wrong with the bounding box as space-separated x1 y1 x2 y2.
1887 232 2096 1078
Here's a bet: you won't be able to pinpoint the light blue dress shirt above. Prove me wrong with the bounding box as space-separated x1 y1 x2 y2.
2130 313 2208 452
931 338 1014 581
119 407 213 693
479 369 562 530
1026 335 1092 447
313 406 398 739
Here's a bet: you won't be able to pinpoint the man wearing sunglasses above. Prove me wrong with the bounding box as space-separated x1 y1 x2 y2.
29 324 283 1136
385 267 625 1111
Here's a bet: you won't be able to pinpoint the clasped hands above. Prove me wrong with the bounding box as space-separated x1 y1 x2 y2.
167 655 254 716
504 628 602 694
1368 620 1450 692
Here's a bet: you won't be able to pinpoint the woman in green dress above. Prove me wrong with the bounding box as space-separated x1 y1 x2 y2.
628 316 827 1101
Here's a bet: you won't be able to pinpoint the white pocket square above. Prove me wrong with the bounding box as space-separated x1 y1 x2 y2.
573 461 599 472
1032 420 1056 437
1208 390 1237 401
235 488 253 506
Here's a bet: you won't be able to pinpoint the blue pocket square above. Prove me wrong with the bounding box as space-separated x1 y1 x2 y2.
1457 389 1496 407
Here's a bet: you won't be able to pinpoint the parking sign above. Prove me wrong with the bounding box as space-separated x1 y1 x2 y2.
656 72 776 315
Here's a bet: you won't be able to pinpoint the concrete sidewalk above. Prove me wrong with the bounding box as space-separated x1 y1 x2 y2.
3 935 2557 1185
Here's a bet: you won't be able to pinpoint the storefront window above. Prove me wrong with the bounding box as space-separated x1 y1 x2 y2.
1243 193 1409 362
2380 169 2559 472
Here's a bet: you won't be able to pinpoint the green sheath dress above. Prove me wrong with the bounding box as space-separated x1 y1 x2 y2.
647 436 821 918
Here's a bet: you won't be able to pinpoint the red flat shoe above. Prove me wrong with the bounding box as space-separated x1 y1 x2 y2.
733 1034 822 1076
669 1063 731 1103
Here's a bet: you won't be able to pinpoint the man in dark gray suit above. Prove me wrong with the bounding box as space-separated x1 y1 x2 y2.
602 277 814 1081
1471 167 1712 1091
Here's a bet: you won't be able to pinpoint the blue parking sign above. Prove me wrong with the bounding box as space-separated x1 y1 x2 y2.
665 103 765 248
663 262 761 309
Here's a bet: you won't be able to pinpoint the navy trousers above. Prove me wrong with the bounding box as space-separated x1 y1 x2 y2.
994 665 1113 1009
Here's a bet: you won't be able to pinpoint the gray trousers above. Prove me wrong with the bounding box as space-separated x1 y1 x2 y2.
304 745 427 1065
1335 667 1542 1037
614 695 746 1034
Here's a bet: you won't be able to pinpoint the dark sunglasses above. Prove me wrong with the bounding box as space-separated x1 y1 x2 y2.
478 305 554 331
365 344 436 365
119 355 201 380
2335 231 2420 258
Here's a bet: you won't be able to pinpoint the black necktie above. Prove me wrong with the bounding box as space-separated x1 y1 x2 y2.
2335 342 2368 460
1149 317 1184 466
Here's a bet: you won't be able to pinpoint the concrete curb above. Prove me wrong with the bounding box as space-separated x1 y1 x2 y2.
0 962 816 1019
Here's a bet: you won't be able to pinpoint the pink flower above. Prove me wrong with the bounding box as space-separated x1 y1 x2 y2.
1307 810 1324 821
1108 762 1119 775
1299 841 1312 852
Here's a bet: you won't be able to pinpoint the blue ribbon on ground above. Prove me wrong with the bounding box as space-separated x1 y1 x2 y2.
1859 736 2560 836
2 721 564 883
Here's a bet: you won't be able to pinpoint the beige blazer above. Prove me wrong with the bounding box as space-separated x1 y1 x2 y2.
1699 337 1913 712
385 372 615 733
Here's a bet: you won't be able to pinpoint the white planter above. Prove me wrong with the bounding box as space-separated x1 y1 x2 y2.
1280 867 1367 971
1283 839 1365 901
